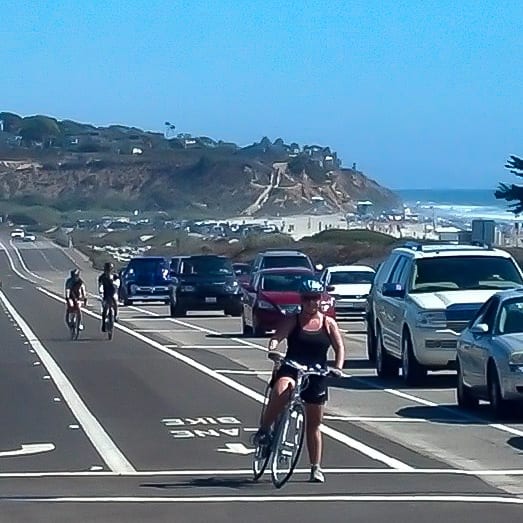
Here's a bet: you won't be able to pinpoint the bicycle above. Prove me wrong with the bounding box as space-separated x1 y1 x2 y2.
66 301 83 340
252 353 338 489
101 298 116 340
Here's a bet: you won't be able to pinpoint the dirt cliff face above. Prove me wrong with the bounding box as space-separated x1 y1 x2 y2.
0 115 401 215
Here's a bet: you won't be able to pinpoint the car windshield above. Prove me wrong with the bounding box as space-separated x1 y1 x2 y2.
261 273 315 292
263 256 311 269
181 257 233 276
410 256 523 293
330 271 374 285
498 298 523 334
128 259 168 276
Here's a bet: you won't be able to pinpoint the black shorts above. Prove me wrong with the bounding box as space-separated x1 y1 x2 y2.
271 363 328 405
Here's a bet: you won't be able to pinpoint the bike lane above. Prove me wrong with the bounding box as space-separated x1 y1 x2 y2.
0 256 393 476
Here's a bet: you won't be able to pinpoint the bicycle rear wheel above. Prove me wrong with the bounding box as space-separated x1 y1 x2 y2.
270 401 305 489
252 381 272 481
71 313 80 340
106 308 114 340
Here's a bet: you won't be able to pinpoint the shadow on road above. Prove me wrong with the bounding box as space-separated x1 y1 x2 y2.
141 476 256 490
334 373 457 391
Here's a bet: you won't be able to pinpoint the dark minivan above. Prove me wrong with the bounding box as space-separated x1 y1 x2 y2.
172 255 242 317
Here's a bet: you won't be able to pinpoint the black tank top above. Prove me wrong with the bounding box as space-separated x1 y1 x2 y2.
286 314 332 366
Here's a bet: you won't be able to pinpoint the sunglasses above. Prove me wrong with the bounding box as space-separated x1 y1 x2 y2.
302 294 321 302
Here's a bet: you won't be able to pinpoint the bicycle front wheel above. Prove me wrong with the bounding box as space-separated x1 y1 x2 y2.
252 381 272 481
270 401 305 489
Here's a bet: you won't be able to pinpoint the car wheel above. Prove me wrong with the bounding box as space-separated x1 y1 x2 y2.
488 361 511 419
401 332 427 386
242 314 253 336
367 317 377 363
172 303 186 317
456 359 478 409
252 314 265 337
376 326 399 378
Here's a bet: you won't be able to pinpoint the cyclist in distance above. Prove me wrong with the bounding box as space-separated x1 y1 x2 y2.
254 278 345 483
98 261 120 332
65 268 87 330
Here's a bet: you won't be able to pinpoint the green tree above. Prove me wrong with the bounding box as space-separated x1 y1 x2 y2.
0 112 22 133
19 115 61 143
495 155 523 215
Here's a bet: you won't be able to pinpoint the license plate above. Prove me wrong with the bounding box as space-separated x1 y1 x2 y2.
205 297 217 303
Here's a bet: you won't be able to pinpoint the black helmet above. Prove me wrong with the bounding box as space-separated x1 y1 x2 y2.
70 268 80 277
299 278 324 297
104 262 114 271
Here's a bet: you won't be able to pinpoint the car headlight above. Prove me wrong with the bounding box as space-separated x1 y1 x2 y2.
416 311 446 328
225 281 240 293
509 352 523 366
257 299 275 310
181 285 195 292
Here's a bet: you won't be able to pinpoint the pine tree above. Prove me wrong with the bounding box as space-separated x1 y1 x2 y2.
495 155 523 215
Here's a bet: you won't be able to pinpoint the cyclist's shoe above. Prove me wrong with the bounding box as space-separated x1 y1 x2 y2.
252 428 271 448
309 464 325 483
101 322 106 333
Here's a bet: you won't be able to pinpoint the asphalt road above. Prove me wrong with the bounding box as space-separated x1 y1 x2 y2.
1 234 523 522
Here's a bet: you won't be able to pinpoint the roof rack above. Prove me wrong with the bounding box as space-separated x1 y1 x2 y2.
400 241 494 252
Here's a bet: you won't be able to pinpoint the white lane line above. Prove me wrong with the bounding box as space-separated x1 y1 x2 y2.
13 495 523 504
215 370 273 375
134 329 197 333
359 382 523 439
179 345 249 349
8 240 53 283
0 289 135 474
129 305 269 353
0 242 37 283
5 467 523 478
37 286 413 471
324 416 428 423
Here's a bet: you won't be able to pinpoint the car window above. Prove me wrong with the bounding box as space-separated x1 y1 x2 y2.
498 298 523 334
261 273 316 292
262 256 311 269
471 297 499 332
387 256 408 284
128 259 168 276
181 257 233 276
329 271 375 285
374 254 397 290
410 256 523 293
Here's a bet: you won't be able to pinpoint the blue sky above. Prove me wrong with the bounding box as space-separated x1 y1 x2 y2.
1 0 522 190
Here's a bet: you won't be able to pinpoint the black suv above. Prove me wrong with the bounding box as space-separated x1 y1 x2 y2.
119 256 178 315
172 255 242 316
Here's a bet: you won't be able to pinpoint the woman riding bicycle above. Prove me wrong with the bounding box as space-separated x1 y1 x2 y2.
254 278 345 483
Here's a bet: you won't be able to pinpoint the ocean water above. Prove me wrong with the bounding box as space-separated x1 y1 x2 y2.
396 189 521 223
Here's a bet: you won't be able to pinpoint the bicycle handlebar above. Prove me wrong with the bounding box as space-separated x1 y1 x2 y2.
268 352 342 378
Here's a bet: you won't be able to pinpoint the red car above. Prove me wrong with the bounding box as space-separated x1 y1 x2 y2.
241 268 336 337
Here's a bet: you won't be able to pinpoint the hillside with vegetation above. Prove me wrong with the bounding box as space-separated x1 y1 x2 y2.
0 112 401 219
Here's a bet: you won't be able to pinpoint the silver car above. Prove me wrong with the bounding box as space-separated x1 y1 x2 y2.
456 288 523 418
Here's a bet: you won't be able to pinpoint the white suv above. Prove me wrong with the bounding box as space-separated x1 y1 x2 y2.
366 242 523 384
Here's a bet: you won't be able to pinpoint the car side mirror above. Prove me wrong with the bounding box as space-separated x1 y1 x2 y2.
470 323 488 335
326 285 335 293
382 282 406 298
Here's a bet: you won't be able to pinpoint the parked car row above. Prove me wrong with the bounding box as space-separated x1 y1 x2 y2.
364 240 523 418
115 249 376 330
113 240 523 416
